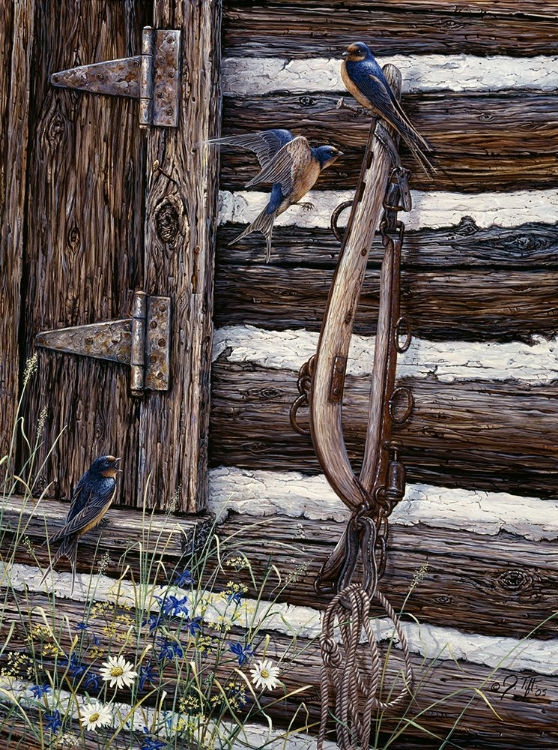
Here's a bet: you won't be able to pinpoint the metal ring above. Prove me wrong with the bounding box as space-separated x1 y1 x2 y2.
330 200 353 243
289 393 310 436
394 316 412 353
388 386 414 425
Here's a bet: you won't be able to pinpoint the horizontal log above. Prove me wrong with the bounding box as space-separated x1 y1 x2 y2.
0 497 211 583
215 512 558 640
210 361 558 496
225 0 558 19
220 92 558 193
2 591 558 748
217 219 558 269
224 4 558 58
213 261 558 342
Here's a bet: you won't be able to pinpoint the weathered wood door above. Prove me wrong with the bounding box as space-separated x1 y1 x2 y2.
0 0 221 512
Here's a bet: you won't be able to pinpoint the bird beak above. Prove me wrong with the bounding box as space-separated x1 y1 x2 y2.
337 150 344 157
341 51 349 59
114 457 123 472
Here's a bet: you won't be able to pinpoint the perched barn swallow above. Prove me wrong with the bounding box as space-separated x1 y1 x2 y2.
210 129 342 261
41 455 121 593
341 42 434 174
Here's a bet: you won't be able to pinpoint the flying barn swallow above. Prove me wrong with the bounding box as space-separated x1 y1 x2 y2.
341 42 435 174
41 455 121 593
210 129 342 261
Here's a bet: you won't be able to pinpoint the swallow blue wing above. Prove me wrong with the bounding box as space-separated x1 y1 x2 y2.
208 129 294 167
353 66 430 151
49 479 115 541
244 137 312 195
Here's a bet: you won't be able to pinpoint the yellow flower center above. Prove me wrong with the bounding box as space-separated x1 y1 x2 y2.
89 712 100 722
110 666 124 677
261 669 269 679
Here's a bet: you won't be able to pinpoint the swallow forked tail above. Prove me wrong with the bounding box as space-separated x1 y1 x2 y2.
229 208 277 263
40 535 78 595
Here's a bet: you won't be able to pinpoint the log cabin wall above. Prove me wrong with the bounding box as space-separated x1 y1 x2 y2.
208 1 558 747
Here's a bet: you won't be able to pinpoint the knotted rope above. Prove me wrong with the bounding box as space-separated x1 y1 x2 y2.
317 584 414 750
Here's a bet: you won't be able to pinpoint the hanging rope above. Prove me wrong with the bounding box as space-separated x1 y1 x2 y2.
318 584 415 750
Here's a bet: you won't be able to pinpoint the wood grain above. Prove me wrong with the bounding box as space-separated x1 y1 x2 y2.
5 494 557 640
0 0 34 462
2 591 558 748
216 513 558 640
220 91 558 193
139 0 222 512
213 262 558 343
217 220 558 270
210 362 558 496
21 1 150 504
225 0 558 20
0 495 211 583
224 3 558 58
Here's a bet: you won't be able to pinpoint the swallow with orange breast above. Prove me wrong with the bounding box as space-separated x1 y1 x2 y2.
210 129 342 262
41 455 121 593
341 42 434 175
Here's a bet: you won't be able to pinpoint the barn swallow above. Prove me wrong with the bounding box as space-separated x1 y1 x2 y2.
41 455 121 593
341 42 435 175
210 129 342 261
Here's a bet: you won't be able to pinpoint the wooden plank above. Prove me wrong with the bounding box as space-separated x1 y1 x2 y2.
217 221 558 269
138 0 222 512
1 496 211 582
210 362 558 497
213 264 558 342
215 513 558 640
21 1 150 504
2 592 558 748
0 0 34 461
225 0 558 19
220 92 558 193
5 491 558 640
224 4 558 58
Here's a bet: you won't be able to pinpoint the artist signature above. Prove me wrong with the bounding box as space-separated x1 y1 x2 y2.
490 675 547 700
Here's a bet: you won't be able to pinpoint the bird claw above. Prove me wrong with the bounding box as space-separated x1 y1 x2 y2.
336 97 366 118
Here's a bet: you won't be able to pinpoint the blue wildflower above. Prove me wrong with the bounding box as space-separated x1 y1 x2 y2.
140 736 167 750
229 641 254 667
173 569 195 587
83 671 100 691
156 637 184 661
156 594 189 618
29 683 51 698
60 653 87 679
185 616 203 636
138 661 157 691
43 709 62 733
143 613 164 633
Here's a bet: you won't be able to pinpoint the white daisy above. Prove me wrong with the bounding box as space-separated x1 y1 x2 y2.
99 656 138 689
80 700 113 730
249 659 280 691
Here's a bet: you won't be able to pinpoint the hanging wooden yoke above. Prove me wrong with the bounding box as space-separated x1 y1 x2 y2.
289 65 415 748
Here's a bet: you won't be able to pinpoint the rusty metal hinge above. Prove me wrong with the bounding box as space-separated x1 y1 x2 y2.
35 291 171 397
50 27 181 128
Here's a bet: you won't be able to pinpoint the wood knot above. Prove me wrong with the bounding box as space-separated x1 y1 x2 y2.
67 224 81 252
155 202 179 244
451 216 479 237
298 95 315 107
495 569 533 593
472 568 542 603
